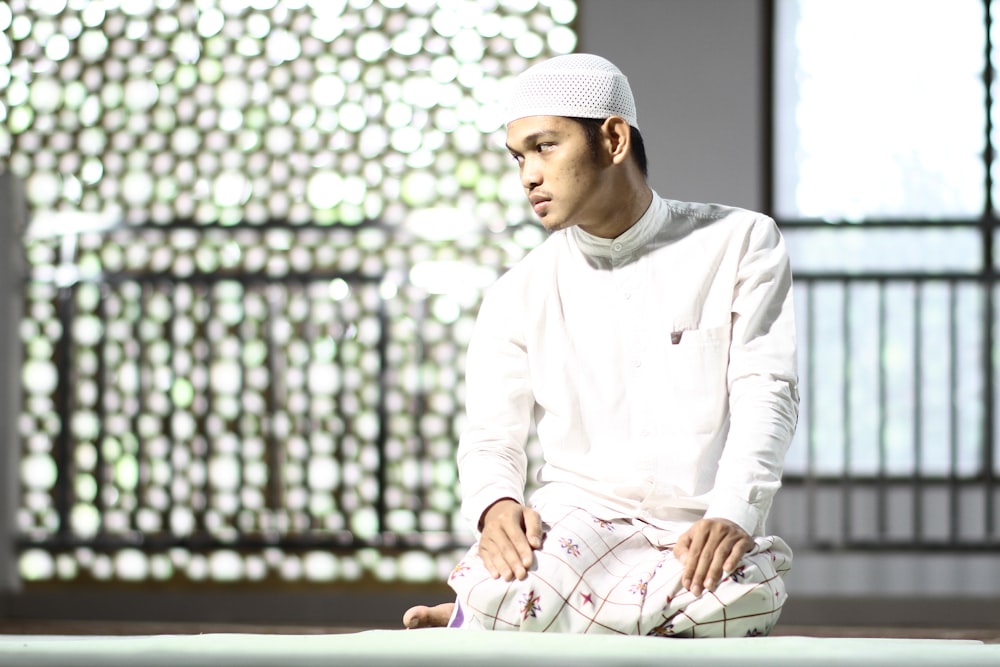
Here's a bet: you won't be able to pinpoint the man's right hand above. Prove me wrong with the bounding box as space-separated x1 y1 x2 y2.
478 499 543 581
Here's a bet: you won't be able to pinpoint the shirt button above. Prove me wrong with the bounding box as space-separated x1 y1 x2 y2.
623 291 631 300
632 359 642 368
612 242 623 252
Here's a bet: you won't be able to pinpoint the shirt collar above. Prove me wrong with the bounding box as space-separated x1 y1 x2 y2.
570 193 663 261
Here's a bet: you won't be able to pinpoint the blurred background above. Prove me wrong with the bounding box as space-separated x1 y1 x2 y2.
1 0 998 632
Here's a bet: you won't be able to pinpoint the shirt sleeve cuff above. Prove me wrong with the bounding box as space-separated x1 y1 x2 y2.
704 493 766 537
462 489 525 535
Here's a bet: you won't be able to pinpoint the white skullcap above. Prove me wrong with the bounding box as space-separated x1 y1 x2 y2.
505 53 638 129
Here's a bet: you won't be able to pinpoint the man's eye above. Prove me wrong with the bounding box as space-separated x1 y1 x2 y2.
536 143 554 152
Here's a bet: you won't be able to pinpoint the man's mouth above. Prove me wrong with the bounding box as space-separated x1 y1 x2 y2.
529 195 550 215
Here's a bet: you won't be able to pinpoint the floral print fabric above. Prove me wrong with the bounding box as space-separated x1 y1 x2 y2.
447 504 791 638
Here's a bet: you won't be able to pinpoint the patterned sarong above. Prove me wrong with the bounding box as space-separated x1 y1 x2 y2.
447 504 792 637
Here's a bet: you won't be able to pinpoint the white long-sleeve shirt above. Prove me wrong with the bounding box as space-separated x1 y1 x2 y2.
457 194 799 538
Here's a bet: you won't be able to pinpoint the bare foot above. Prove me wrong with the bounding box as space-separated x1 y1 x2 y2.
402 603 455 629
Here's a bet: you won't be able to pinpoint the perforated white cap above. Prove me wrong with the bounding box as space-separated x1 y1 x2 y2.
505 53 638 129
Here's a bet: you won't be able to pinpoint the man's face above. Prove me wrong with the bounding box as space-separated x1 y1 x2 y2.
505 115 605 232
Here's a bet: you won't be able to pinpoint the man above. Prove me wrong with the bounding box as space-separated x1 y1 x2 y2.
404 53 798 637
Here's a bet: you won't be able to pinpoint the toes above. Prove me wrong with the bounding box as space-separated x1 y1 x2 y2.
402 603 454 629
402 605 428 629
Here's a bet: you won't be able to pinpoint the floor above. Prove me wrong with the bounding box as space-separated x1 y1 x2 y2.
4 625 1000 667
0 619 998 643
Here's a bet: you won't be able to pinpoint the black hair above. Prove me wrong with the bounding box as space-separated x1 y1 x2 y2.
569 117 648 179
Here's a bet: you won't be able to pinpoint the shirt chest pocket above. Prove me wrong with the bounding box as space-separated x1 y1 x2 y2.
661 323 731 435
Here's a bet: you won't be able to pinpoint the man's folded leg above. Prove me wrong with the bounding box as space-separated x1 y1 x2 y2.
447 505 792 637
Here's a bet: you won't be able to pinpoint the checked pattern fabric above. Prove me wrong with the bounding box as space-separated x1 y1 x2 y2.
446 504 792 637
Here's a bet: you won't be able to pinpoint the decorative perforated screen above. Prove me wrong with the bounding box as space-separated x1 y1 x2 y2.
2 0 574 583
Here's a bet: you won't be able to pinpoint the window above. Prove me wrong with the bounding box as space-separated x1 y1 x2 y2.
772 0 999 548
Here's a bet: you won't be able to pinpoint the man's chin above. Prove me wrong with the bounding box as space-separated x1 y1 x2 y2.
538 216 571 233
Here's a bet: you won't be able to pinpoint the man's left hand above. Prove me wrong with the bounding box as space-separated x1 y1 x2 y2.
673 518 753 596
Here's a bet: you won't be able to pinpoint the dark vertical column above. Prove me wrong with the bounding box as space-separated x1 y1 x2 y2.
761 0 775 214
0 172 27 594
980 0 997 542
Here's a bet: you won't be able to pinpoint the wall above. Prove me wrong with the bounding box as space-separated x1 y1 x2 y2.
577 0 768 212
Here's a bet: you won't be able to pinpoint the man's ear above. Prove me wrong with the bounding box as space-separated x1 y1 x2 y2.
602 116 632 166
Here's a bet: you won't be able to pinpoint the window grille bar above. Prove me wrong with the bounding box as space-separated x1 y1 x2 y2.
876 280 888 542
841 279 853 548
913 284 925 544
804 281 817 546
95 286 109 531
265 286 285 516
54 284 75 542
948 281 961 545
375 295 390 536
200 283 218 533
134 284 151 534
414 294 431 520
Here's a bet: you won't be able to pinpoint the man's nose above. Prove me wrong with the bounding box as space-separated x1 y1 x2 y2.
520 157 541 189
